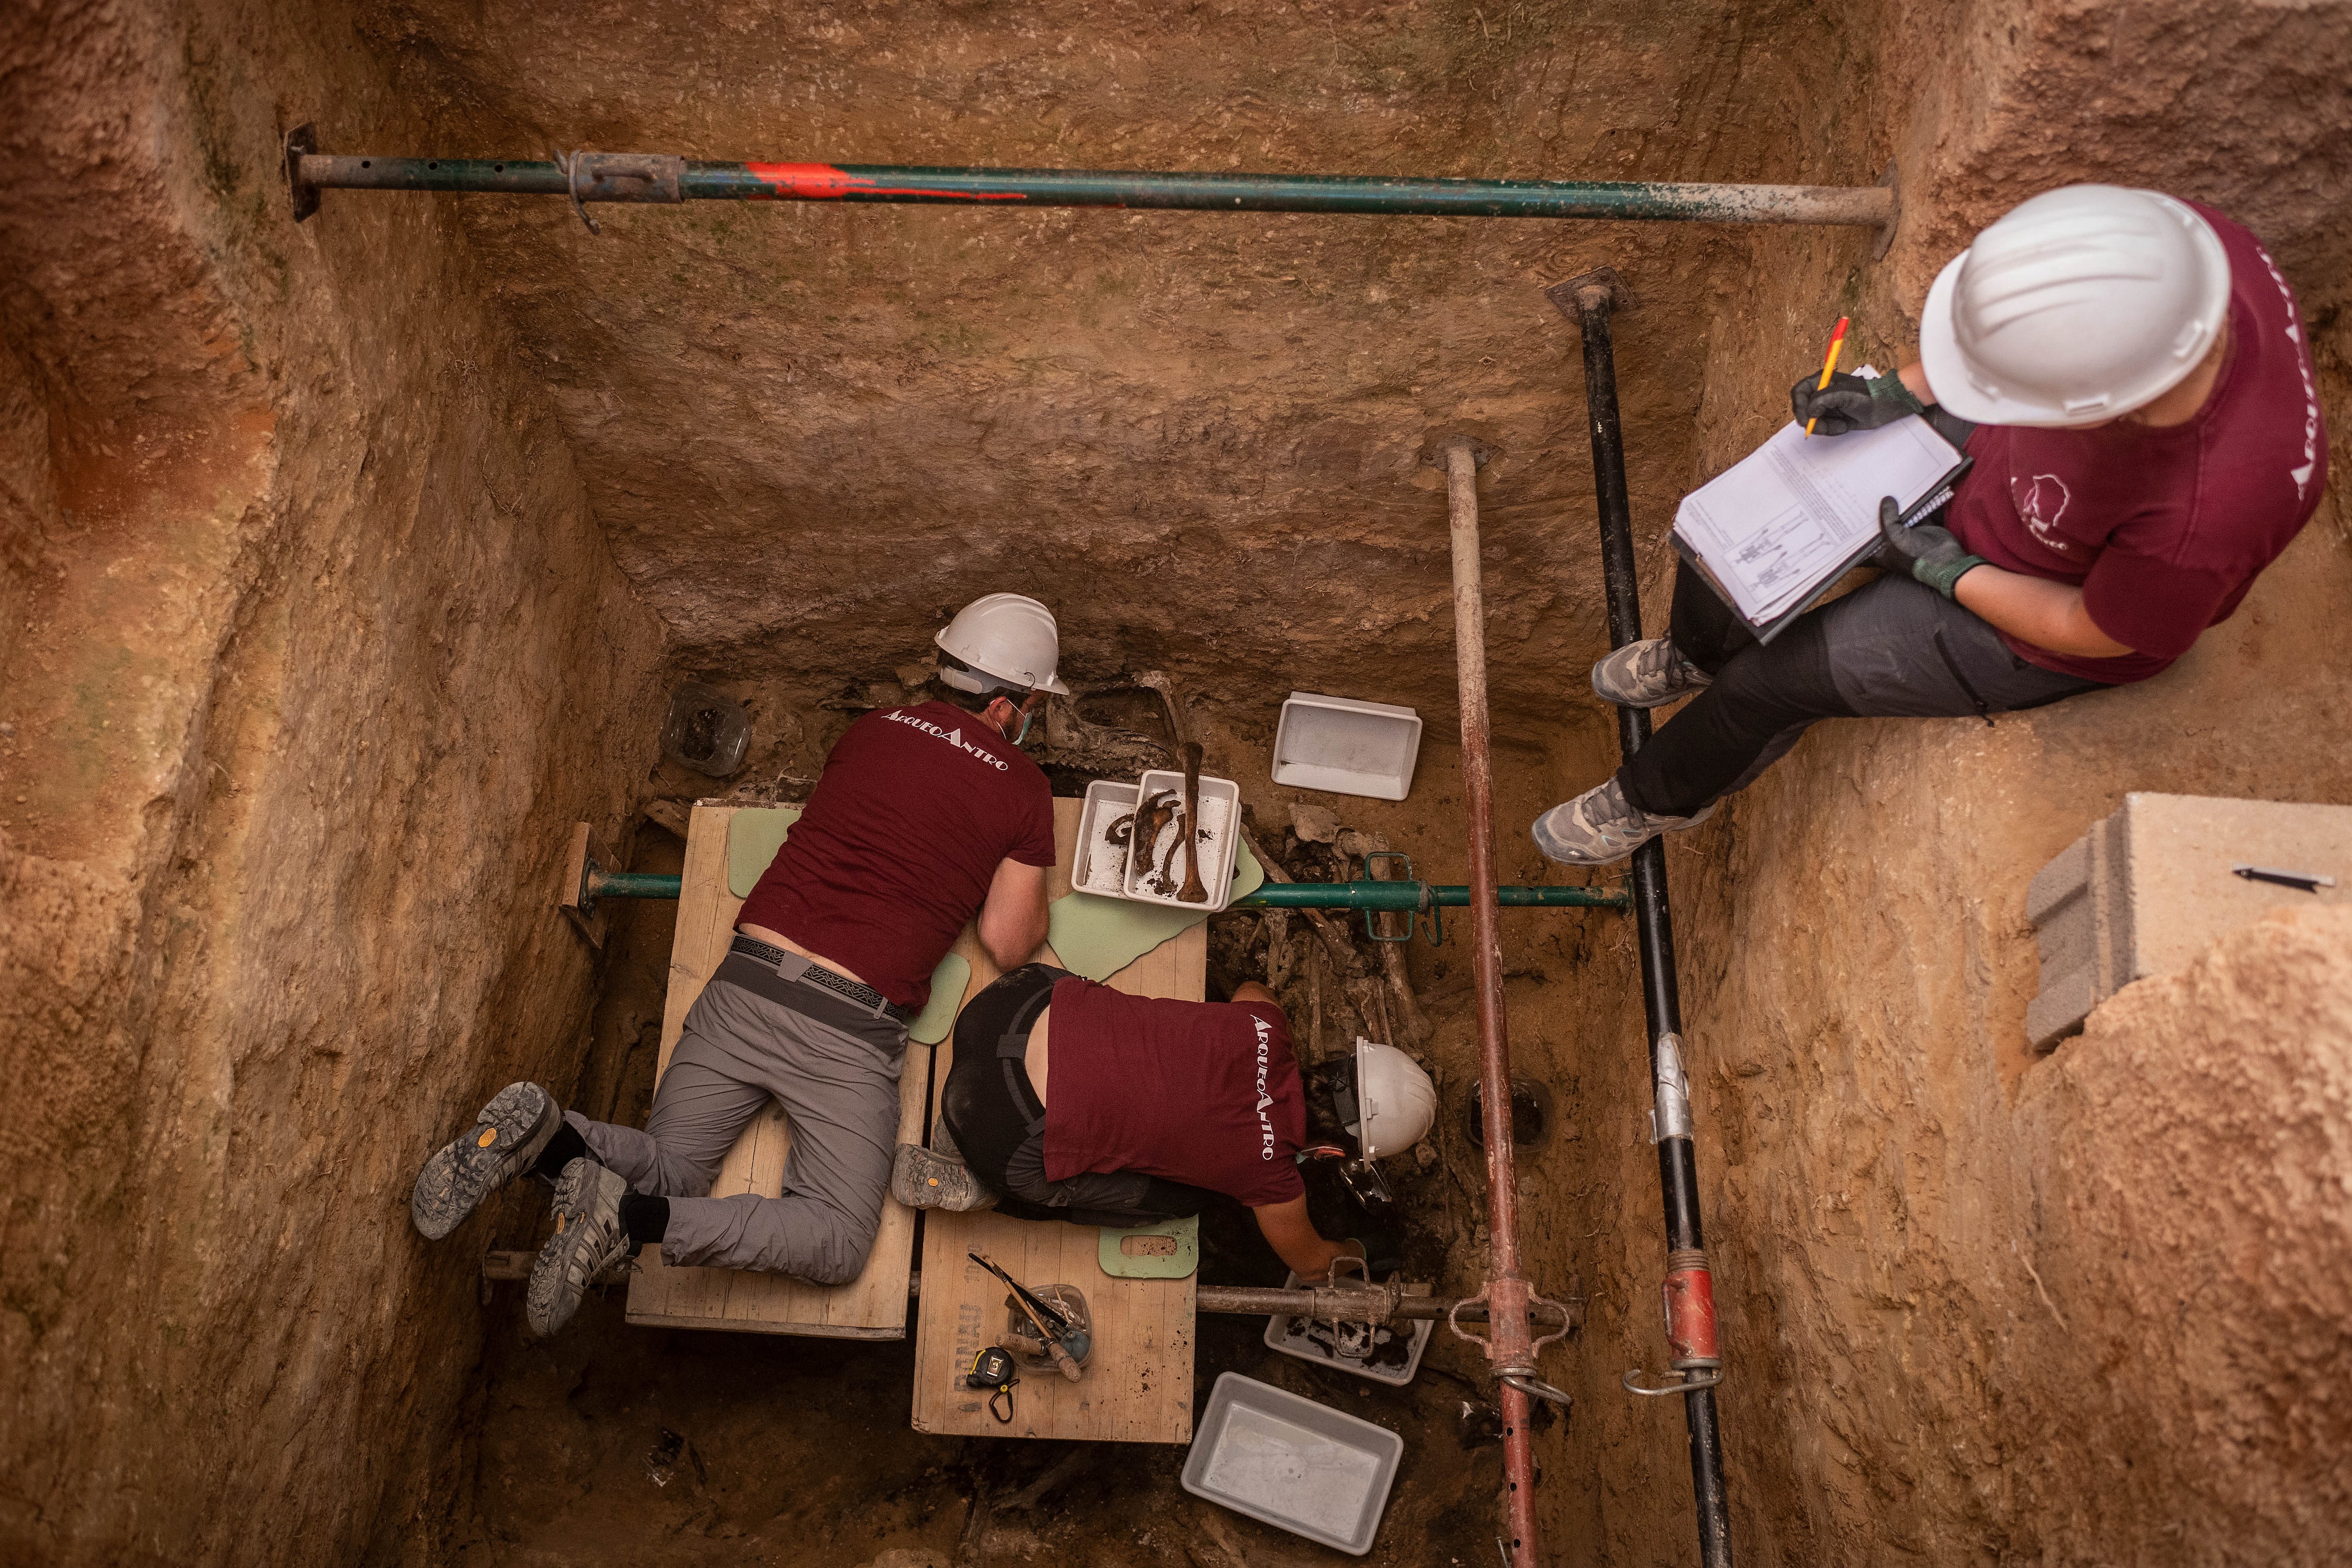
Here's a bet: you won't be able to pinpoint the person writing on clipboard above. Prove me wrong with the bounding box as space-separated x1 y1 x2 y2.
1530 183 2329 867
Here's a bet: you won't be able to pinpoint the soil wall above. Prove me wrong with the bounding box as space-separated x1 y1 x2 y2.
1564 3 2352 1564
0 3 666 1563
6 0 2347 1563
347 0 1876 731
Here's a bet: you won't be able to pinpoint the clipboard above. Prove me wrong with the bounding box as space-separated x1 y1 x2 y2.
1676 452 1976 646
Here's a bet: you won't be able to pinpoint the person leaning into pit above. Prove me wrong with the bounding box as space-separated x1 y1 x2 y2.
1530 184 2330 866
409 593 1071 1336
890 965 1400 1281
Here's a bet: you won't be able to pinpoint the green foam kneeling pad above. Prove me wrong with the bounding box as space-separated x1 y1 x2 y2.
1046 840 1265 983
908 953 969 1047
725 806 803 897
1097 1214 1200 1279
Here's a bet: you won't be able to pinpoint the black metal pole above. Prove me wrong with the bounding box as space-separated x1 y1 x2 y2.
1552 271 1734 1568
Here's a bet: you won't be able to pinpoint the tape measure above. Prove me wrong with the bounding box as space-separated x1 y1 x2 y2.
965 1345 1019 1424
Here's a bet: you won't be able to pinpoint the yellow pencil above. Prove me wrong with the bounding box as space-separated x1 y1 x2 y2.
1804 316 1850 438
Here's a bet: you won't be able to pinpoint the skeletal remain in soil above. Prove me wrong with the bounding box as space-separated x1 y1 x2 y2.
1039 692 1169 775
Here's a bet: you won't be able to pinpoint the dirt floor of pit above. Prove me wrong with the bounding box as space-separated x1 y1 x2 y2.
445 696 1613 1568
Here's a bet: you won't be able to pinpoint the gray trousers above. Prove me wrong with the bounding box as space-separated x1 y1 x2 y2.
570 957 906 1283
1621 568 2114 818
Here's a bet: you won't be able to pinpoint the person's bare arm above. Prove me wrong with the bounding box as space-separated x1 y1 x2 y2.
1953 567 2136 658
1252 1195 1362 1281
976 856 1050 971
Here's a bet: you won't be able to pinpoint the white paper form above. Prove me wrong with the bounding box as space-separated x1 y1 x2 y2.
1674 413 1963 624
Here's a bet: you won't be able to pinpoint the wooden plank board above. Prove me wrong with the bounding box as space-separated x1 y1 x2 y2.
910 798 1204 1443
626 804 929 1339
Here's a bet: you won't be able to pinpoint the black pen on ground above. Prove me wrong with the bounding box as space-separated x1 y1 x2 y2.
2233 864 2336 893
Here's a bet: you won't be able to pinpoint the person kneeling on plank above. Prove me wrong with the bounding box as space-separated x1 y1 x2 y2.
1530 184 2328 866
892 964 1425 1281
409 594 1069 1336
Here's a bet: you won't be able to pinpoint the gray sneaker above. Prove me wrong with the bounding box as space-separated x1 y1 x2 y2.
526 1158 632 1337
1591 639 1712 708
890 1142 997 1212
410 1082 560 1241
1531 778 1716 867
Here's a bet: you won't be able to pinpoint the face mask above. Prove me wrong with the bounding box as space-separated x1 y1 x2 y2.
1009 691 1044 747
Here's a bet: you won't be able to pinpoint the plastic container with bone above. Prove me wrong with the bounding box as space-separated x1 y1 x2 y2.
1110 771 1242 912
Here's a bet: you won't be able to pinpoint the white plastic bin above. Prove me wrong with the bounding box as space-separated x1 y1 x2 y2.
1120 768 1241 912
1072 780 1139 896
1181 1372 1404 1555
1272 692 1422 801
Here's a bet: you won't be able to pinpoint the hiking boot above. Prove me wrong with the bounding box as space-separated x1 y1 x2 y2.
930 1116 964 1165
1531 778 1716 868
1590 638 1712 708
890 1142 996 1213
526 1158 632 1337
410 1082 560 1241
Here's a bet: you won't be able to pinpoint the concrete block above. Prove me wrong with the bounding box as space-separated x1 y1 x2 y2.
2025 793 2350 1052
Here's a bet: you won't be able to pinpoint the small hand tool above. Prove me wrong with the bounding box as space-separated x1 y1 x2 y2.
968 1250 1067 1329
1176 741 1209 903
969 1252 1085 1383
963 1344 1019 1424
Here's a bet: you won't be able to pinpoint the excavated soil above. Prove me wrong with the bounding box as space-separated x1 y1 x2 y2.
4 1 2349 1566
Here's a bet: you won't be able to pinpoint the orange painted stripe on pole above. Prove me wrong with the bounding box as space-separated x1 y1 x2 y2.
1803 315 1850 438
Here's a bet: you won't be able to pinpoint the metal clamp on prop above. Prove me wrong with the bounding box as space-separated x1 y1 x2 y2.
552 150 687 233
1359 852 1444 946
1647 1030 1694 1144
1625 1245 1724 1397
1622 1367 1725 1397
1446 1280 1577 1407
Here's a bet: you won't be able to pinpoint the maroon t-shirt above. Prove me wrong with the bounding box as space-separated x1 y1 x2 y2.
1041 978 1307 1209
735 702 1055 1010
1943 202 2328 683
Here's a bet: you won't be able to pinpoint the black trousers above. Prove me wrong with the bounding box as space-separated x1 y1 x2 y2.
941 965 1215 1229
1617 564 2113 819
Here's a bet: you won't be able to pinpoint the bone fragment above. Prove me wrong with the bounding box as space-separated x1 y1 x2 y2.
1289 801 1340 844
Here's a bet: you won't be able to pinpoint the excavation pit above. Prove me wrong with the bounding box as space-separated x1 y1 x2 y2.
4 3 2349 1566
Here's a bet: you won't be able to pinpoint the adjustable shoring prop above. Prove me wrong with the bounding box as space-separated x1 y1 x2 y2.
282 127 1899 246
1551 270 1733 1568
1429 434 1575 1568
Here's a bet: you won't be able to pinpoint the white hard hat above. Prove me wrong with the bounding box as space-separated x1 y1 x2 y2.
1919 185 2231 429
934 593 1070 696
1343 1037 1438 1160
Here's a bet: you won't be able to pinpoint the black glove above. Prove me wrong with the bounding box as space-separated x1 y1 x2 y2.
1790 370 1926 436
1871 495 1987 598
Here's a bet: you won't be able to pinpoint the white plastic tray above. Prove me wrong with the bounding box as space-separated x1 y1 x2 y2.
1072 780 1138 896
1263 1271 1433 1386
1181 1372 1403 1555
1120 768 1241 913
1272 692 1422 801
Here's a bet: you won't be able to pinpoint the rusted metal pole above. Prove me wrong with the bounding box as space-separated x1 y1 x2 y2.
1197 1285 1576 1326
480 1251 1582 1329
1435 436 1566 1568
